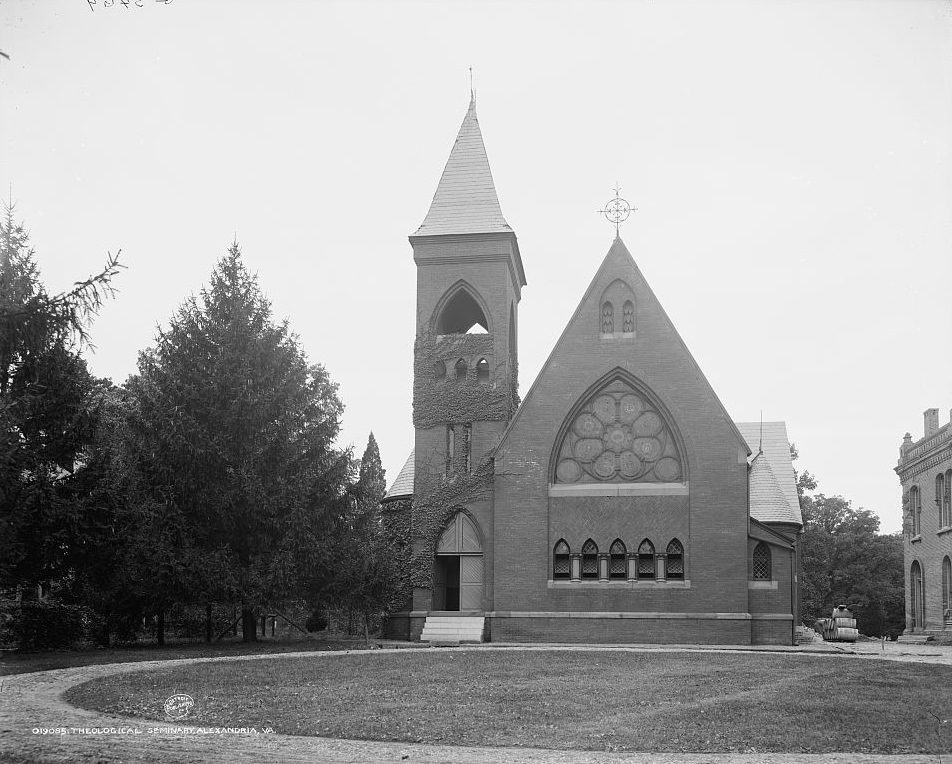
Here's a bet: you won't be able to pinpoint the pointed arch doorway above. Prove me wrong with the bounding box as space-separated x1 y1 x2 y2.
433 512 483 612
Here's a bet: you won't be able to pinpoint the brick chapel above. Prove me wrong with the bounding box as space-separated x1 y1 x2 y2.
381 98 803 645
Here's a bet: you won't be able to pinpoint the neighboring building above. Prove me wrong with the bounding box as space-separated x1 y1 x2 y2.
381 98 802 645
896 408 952 634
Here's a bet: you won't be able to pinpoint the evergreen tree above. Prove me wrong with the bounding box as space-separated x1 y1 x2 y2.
0 203 121 594
356 432 387 514
330 432 395 639
129 243 350 640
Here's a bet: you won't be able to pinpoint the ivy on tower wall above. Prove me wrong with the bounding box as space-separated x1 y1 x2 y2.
412 329 519 429
407 457 495 589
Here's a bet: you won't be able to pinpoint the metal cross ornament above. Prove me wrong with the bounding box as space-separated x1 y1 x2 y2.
599 184 636 236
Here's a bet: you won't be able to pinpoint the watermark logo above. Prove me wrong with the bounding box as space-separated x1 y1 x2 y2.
164 694 194 720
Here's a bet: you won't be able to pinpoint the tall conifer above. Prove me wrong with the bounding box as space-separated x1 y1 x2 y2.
130 243 350 640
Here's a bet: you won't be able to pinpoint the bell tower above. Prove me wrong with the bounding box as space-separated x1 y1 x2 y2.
410 97 526 476
408 97 527 616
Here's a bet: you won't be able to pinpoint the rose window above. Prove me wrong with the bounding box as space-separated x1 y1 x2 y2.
554 379 683 483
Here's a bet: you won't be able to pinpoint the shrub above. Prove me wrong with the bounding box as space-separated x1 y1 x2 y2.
5 601 93 651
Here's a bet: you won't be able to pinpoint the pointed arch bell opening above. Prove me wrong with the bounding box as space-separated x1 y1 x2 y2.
434 283 491 336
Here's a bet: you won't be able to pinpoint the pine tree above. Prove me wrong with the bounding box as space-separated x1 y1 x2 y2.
129 243 351 640
356 432 387 515
329 432 397 639
0 203 121 594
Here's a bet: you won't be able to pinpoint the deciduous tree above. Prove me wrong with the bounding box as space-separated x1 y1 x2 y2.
793 445 904 636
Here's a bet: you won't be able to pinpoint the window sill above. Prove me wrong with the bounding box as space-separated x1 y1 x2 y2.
599 332 637 340
910 535 922 544
938 527 952 537
549 579 691 589
748 580 778 590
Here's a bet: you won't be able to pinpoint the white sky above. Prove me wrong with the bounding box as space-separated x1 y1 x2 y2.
2 0 950 534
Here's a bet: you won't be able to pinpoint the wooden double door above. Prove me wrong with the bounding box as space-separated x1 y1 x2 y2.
432 512 483 611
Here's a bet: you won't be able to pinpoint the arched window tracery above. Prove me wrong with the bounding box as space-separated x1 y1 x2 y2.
637 539 655 579
553 375 684 485
609 539 627 579
666 539 684 580
553 540 571 580
581 539 599 579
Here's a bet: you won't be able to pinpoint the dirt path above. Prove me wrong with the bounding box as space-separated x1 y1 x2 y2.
0 643 947 764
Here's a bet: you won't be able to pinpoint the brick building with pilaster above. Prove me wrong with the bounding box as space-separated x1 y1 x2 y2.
896 407 952 634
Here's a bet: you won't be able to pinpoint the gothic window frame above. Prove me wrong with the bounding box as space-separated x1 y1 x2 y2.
445 423 472 475
752 542 771 580
581 539 599 579
462 423 472 473
637 539 655 580
553 540 571 580
665 538 684 580
454 358 468 381
601 302 614 334
622 300 635 334
445 425 456 475
609 539 627 579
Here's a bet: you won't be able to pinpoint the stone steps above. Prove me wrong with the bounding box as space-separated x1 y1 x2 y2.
420 615 485 644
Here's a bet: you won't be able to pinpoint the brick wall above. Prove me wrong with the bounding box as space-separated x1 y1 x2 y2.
493 239 755 623
490 616 751 645
898 425 952 633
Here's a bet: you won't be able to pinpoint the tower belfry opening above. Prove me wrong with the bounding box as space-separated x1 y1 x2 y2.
436 290 489 335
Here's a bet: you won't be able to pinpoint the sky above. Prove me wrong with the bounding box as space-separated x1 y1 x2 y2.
1 0 950 534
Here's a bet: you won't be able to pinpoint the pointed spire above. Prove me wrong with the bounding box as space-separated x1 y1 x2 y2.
414 100 512 237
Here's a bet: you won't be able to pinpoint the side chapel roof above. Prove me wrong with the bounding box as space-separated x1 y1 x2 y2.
383 449 415 501
413 98 513 237
736 421 803 526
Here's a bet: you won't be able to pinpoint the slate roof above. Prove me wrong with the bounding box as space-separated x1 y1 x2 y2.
736 421 803 526
383 449 415 500
413 99 512 237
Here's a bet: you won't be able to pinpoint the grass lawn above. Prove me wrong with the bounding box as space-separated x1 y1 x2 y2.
0 635 367 676
65 649 952 754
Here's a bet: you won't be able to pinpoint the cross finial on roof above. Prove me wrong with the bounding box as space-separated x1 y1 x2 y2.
469 66 475 103
598 183 636 237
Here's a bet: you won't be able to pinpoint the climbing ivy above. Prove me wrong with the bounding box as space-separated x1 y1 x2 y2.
412 329 518 428
380 498 413 611
408 456 495 589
